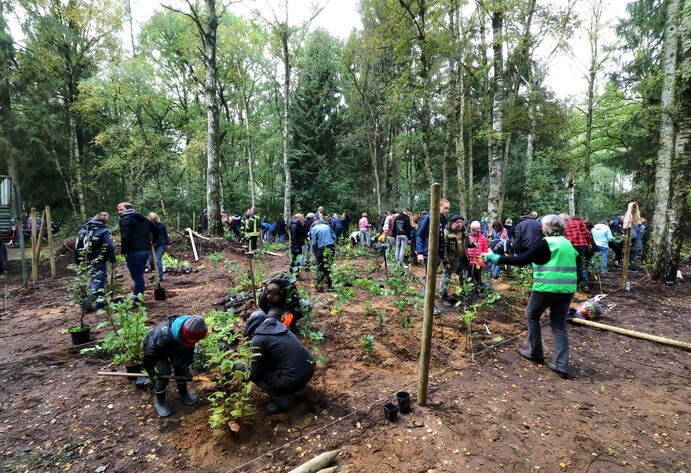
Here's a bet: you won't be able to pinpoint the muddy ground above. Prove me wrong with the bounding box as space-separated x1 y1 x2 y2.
0 235 689 473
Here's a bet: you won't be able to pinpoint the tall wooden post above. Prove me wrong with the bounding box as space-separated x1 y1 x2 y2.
418 183 440 407
45 206 56 278
13 185 28 289
30 208 37 283
621 227 632 290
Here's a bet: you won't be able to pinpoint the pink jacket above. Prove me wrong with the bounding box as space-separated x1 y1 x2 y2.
468 232 488 268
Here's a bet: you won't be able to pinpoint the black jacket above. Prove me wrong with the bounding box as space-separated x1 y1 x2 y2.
513 218 543 254
247 318 315 395
393 213 413 238
152 221 170 248
142 316 193 373
76 220 116 264
119 209 157 254
290 218 306 251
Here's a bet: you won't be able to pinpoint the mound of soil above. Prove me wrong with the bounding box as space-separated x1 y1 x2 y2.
0 237 689 472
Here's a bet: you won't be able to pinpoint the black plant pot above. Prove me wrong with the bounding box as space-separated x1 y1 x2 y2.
396 391 411 414
70 327 91 346
384 402 398 422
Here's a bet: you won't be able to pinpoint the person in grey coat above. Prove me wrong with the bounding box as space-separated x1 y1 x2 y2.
242 311 315 413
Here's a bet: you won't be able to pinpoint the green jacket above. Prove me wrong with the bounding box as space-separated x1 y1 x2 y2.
532 236 578 293
442 228 471 268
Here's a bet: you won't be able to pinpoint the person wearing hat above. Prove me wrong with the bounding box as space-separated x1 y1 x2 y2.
241 311 315 413
440 214 472 306
143 315 209 417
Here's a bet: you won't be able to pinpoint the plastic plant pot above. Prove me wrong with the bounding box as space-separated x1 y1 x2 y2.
70 327 91 346
384 402 399 421
396 391 411 414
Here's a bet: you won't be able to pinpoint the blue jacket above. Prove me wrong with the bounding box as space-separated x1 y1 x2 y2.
415 212 448 258
310 221 336 251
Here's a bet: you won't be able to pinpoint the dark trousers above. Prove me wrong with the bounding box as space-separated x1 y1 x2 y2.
524 291 573 372
574 246 589 286
315 244 335 290
125 249 149 297
290 246 302 275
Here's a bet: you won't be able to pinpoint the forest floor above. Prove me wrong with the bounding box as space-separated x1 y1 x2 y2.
0 234 689 473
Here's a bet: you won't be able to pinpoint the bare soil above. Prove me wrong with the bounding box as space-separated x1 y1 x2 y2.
0 236 689 473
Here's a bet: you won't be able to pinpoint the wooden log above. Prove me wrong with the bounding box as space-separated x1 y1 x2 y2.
184 227 212 241
621 227 632 290
288 449 341 473
568 318 691 351
315 468 338 473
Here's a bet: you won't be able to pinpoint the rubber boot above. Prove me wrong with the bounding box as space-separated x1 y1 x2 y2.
266 395 291 414
441 294 453 308
177 383 199 406
154 390 172 417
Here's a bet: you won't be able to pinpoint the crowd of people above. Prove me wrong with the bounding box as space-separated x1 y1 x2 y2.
72 199 649 417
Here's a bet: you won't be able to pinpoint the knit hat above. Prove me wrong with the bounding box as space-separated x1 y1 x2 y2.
449 214 464 222
181 316 208 347
245 311 268 338
470 220 481 231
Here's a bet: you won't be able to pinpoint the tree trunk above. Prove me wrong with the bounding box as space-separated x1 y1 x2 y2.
0 0 18 186
650 0 680 280
390 121 399 207
369 122 382 215
281 11 292 222
486 7 504 222
204 0 222 237
568 176 576 216
69 113 86 218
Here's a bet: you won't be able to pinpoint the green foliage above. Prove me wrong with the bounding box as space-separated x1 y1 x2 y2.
363 300 373 317
375 310 386 335
80 297 148 365
64 260 93 330
198 310 257 430
361 334 375 355
510 268 534 299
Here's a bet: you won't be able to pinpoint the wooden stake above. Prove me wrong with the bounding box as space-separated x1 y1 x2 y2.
188 228 199 261
568 318 691 351
177 211 180 232
45 206 56 278
418 183 440 407
621 227 632 290
30 208 37 283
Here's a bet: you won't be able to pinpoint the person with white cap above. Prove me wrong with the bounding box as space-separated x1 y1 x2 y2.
143 315 208 417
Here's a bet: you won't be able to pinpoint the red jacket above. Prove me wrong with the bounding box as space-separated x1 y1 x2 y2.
564 217 593 248
468 232 488 268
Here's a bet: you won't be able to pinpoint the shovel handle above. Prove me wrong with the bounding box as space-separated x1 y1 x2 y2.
97 371 202 382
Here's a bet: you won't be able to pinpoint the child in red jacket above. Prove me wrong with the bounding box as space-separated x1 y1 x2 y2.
468 221 489 292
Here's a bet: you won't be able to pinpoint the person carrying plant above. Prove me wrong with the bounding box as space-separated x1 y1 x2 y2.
310 218 337 292
483 214 577 379
76 212 117 311
240 311 315 413
259 272 311 332
415 198 451 314
143 315 208 417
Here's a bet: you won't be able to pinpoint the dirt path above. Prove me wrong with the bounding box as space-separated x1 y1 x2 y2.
0 239 689 473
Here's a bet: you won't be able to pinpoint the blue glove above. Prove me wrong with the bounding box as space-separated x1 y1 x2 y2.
485 253 501 265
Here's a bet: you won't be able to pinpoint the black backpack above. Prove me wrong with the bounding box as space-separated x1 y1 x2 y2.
75 224 103 262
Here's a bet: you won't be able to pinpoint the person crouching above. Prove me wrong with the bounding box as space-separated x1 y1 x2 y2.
242 311 315 413
143 315 208 417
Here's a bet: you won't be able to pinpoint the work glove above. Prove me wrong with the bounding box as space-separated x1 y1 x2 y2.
484 253 501 265
146 370 158 382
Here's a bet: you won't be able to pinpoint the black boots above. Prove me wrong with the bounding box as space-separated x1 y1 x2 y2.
177 383 199 406
154 390 172 417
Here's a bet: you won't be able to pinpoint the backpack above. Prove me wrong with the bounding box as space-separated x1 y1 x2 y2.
75 224 103 262
261 270 294 287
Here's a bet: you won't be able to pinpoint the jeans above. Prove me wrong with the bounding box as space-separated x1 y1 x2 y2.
596 246 609 272
303 240 313 265
88 260 108 306
524 291 573 372
395 235 408 262
491 262 502 278
360 230 370 247
385 235 396 259
148 245 165 280
277 234 285 243
126 249 150 297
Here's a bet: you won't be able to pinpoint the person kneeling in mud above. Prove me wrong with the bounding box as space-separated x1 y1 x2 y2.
143 315 208 417
240 310 315 413
259 273 312 332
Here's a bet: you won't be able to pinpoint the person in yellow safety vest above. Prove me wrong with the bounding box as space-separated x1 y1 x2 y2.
242 207 261 251
484 214 577 380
